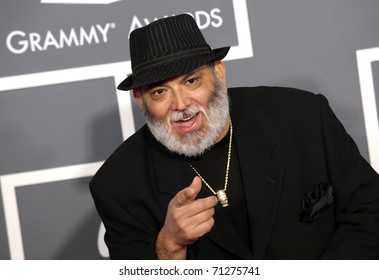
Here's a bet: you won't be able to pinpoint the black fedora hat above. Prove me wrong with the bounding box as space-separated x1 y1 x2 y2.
117 14 230 91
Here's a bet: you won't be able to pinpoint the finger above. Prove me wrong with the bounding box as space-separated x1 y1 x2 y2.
188 195 218 216
189 176 202 196
190 217 215 240
173 177 201 207
187 207 215 227
175 211 215 245
174 197 216 233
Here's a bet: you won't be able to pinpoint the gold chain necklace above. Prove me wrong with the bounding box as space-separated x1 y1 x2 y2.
188 118 233 207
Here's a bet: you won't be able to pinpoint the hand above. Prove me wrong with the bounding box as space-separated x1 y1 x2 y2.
155 176 218 259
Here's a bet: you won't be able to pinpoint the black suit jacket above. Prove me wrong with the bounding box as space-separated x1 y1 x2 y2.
90 86 379 259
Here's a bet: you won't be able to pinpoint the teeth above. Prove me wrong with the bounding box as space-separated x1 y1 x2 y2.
173 112 198 122
182 115 194 122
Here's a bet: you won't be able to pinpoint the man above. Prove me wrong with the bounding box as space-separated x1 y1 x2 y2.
90 14 379 259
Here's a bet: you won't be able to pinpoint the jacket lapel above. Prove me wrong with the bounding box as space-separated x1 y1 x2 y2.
205 203 254 259
231 101 284 259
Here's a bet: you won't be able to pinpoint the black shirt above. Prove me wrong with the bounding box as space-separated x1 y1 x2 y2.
186 131 252 253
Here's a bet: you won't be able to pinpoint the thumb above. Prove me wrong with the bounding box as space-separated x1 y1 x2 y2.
173 177 202 207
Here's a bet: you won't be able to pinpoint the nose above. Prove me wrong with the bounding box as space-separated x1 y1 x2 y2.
170 88 190 111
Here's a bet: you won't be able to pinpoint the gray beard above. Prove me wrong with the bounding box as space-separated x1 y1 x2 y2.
143 78 230 157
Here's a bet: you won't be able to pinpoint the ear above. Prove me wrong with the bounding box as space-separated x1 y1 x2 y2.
133 89 145 111
214 61 227 88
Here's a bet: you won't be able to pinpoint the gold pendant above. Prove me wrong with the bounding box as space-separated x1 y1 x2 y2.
216 189 229 207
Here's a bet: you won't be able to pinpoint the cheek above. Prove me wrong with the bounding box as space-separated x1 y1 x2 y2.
144 101 172 121
199 90 215 110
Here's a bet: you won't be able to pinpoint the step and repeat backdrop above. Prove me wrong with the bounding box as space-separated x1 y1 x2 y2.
0 0 378 260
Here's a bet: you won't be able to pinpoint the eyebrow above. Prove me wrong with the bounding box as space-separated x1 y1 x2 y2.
179 69 197 83
145 69 199 90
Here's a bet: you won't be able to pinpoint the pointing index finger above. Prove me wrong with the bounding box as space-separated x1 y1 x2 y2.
173 177 202 207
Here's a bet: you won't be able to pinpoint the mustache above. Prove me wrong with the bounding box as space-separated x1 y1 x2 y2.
170 105 207 122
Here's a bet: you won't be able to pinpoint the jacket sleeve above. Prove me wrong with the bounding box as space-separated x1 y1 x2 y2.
90 180 158 260
317 94 379 259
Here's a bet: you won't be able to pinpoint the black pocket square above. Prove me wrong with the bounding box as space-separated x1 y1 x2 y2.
299 182 334 224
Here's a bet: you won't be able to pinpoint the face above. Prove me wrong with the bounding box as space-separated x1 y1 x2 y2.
133 61 230 157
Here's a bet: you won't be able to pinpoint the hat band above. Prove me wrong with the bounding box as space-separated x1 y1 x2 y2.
132 47 212 75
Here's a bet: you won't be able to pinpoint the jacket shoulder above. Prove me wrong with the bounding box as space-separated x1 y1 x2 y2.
90 125 150 188
229 86 322 105
229 86 327 120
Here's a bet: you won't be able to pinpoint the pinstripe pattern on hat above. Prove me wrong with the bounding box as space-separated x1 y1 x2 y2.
117 14 230 90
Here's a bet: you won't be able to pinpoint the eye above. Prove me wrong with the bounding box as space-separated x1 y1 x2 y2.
153 88 165 95
185 77 199 86
186 78 197 84
149 88 167 98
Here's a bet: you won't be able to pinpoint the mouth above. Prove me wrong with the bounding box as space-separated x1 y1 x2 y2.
176 113 198 123
172 112 200 132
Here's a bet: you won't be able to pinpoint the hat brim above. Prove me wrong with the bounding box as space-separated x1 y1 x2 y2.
117 46 230 91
